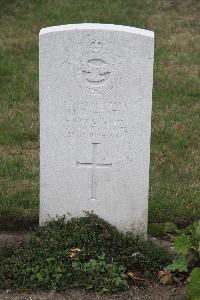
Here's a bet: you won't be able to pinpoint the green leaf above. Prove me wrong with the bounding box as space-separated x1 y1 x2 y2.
148 223 165 237
167 256 188 272
174 233 191 255
72 261 81 270
187 268 200 298
194 221 200 238
101 287 109 293
164 222 177 233
148 222 177 237
192 221 200 250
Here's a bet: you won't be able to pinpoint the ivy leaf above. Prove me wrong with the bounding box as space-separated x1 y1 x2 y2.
194 221 200 239
191 221 200 250
164 222 177 233
167 256 188 272
186 268 200 299
174 233 191 255
101 287 109 293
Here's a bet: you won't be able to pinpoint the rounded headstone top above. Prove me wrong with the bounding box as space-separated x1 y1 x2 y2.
39 23 154 38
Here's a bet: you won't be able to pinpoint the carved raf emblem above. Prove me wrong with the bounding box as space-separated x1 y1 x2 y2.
81 58 111 87
76 39 117 95
76 143 112 201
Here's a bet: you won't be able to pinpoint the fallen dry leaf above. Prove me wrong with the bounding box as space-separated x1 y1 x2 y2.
158 270 173 285
127 271 145 283
68 247 81 257
19 289 32 295
102 229 111 238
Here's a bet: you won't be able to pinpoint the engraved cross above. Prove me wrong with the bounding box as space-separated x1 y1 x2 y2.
76 143 112 201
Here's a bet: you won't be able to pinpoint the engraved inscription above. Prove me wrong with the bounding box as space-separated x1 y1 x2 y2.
64 98 128 139
76 143 112 201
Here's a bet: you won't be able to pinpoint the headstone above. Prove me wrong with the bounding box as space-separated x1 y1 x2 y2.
39 24 154 236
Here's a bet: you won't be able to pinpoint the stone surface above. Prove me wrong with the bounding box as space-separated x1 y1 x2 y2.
39 23 154 236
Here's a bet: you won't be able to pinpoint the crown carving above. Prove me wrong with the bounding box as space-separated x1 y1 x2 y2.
88 39 104 53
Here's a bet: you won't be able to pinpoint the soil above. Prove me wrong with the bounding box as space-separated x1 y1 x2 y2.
0 284 187 300
0 217 38 231
0 231 187 300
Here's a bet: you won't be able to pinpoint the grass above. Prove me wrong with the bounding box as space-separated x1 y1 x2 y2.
0 0 199 225
0 214 167 292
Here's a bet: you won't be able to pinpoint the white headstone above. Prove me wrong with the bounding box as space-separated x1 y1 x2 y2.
39 24 154 236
